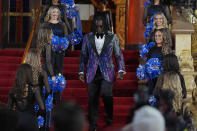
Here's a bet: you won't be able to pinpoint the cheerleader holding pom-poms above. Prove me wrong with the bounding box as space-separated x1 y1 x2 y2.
137 29 171 95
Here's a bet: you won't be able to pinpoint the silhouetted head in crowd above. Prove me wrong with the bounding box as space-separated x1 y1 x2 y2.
54 100 86 131
129 87 150 122
162 53 180 73
132 106 165 131
0 107 19 131
13 64 33 99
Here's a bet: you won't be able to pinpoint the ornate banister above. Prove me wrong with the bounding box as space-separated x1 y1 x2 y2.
21 5 42 64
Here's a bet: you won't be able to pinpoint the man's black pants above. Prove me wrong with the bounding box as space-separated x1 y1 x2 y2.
87 68 113 130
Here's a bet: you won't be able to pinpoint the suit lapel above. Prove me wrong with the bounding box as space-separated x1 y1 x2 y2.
88 34 99 56
100 34 114 55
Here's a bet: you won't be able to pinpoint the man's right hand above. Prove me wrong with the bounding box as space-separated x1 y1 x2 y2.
79 74 85 83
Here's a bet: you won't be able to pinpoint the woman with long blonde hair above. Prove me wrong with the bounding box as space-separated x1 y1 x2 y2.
40 0 71 32
26 48 50 95
162 71 183 113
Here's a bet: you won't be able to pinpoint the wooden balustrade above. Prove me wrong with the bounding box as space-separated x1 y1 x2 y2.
21 5 42 64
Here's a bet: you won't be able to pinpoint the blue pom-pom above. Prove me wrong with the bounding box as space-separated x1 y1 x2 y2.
48 75 66 92
61 0 75 6
45 94 53 112
51 35 60 52
68 30 83 45
149 95 157 106
59 37 69 51
136 64 147 80
145 58 163 79
34 104 39 113
148 42 155 49
144 0 151 8
57 75 66 91
144 23 154 40
150 16 154 24
140 44 149 60
51 35 70 52
37 116 44 128
48 77 56 92
66 6 78 19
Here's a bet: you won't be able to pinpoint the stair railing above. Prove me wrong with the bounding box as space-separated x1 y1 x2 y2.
21 5 42 64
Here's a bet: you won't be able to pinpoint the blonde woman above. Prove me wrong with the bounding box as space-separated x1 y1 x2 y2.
40 0 71 33
148 12 172 47
42 7 69 104
42 6 68 76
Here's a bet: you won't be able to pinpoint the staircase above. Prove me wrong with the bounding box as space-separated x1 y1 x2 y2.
0 49 139 130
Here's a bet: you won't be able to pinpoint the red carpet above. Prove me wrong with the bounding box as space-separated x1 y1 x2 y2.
0 49 139 131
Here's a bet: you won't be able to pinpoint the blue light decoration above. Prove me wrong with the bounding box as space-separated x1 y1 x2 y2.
144 0 151 8
45 94 53 112
61 0 75 6
61 0 77 19
48 74 66 92
149 95 157 106
51 35 69 52
66 6 78 19
34 104 39 113
37 116 44 128
68 30 83 45
136 64 146 80
59 37 70 51
145 58 163 80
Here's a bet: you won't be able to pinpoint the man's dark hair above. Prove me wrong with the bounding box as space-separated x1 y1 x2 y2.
91 14 108 34
53 100 86 131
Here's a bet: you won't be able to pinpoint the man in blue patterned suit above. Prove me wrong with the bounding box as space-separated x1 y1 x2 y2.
79 15 126 131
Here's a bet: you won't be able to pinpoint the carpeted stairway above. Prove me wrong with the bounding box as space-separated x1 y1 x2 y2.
0 49 139 131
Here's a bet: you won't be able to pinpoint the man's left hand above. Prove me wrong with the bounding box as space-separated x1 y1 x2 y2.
117 72 124 80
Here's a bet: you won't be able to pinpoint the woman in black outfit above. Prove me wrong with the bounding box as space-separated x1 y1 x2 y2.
146 29 171 94
42 6 69 76
41 6 68 104
8 64 45 131
143 0 172 25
